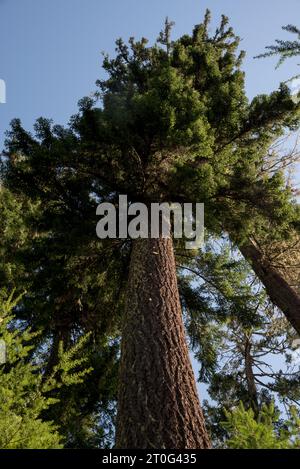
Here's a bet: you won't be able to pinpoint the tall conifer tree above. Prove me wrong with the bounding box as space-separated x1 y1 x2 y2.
2 11 300 447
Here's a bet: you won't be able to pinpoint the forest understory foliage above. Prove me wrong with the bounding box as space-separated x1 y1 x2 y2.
1 10 300 448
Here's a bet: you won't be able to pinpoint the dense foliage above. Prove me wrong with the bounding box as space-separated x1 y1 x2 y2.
0 290 91 448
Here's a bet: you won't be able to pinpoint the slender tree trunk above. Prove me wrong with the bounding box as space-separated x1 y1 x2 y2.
115 236 210 449
44 325 71 378
240 240 300 335
244 338 259 416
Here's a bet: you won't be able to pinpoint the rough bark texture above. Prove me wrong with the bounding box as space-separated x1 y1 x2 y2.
240 240 300 335
115 236 210 449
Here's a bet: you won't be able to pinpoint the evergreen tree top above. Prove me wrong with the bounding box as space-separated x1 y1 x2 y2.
3 11 300 243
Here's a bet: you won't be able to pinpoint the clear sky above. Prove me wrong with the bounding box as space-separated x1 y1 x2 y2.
1 0 300 403
1 0 300 149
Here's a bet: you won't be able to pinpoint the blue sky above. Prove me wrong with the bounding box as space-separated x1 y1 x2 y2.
1 0 300 404
1 0 300 150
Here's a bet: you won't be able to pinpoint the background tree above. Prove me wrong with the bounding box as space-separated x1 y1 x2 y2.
241 23 300 333
181 241 300 447
0 290 90 448
0 184 120 447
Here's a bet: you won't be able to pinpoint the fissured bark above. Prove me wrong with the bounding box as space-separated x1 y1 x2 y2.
240 240 300 335
115 236 210 449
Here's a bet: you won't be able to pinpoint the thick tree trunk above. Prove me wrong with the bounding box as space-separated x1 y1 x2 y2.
115 236 210 449
240 240 300 335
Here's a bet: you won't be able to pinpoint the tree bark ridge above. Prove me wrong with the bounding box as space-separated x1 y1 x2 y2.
115 236 210 449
